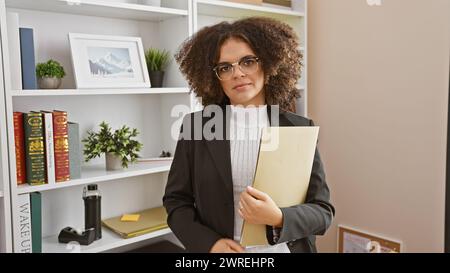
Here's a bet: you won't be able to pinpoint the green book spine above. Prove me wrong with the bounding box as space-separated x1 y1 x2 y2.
24 112 47 185
68 122 81 179
30 192 42 253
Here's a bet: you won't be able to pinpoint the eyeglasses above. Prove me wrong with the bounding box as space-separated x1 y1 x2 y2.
213 56 260 81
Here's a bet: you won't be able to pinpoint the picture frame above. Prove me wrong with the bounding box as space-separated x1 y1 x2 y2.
69 33 151 89
338 225 401 253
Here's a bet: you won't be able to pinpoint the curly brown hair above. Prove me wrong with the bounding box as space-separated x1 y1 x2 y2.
175 17 303 112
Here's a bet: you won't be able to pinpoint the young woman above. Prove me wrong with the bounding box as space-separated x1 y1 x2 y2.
163 17 335 253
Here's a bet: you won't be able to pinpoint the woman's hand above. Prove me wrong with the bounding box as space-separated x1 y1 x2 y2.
239 186 283 227
210 238 245 253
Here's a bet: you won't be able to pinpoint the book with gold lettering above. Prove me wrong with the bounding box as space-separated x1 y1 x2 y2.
225 0 262 5
53 110 70 182
24 112 46 185
240 126 319 247
14 112 26 185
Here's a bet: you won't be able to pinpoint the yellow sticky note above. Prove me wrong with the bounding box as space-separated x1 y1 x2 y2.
120 214 140 222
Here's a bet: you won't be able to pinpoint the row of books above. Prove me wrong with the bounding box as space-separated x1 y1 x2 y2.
7 12 37 90
15 192 41 253
14 110 82 186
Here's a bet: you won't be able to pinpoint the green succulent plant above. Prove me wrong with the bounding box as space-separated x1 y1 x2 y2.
145 48 171 71
36 59 66 78
82 121 143 168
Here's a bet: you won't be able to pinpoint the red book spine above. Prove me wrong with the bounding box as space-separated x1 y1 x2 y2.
13 112 26 185
52 111 70 182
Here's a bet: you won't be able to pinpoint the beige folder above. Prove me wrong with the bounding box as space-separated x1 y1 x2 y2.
240 127 319 247
102 206 168 239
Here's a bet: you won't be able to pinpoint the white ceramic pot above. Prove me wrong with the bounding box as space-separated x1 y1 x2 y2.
38 77 62 89
106 153 123 170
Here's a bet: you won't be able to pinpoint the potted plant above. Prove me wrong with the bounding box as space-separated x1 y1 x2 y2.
82 121 143 170
36 59 66 89
145 48 171 88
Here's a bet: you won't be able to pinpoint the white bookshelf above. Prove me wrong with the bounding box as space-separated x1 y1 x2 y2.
17 161 172 194
0 14 13 252
195 0 304 18
42 227 172 253
11 87 190 96
0 0 308 253
6 0 189 21
0 0 192 253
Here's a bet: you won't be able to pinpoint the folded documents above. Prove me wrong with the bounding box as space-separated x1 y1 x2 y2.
240 127 319 247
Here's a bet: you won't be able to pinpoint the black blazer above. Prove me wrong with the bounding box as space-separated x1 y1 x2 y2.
163 104 335 253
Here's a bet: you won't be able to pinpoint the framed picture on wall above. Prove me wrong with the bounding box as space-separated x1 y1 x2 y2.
338 225 401 253
69 33 150 89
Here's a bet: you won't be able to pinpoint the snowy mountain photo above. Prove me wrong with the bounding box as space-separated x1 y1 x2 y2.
87 47 134 78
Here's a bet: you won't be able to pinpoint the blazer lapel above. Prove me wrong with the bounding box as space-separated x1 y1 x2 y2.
204 105 294 196
205 105 233 196
205 139 233 195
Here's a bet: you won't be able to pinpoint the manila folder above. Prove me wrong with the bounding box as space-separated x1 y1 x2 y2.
102 206 168 239
240 126 319 247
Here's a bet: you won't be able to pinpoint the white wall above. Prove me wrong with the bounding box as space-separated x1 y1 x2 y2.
308 0 450 252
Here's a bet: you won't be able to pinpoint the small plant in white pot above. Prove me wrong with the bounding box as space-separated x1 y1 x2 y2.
82 121 143 170
36 59 66 89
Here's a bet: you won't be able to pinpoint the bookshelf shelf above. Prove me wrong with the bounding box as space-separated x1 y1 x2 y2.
196 0 304 18
0 0 308 253
42 226 172 253
16 161 172 195
11 88 190 97
0 0 192 253
6 0 188 22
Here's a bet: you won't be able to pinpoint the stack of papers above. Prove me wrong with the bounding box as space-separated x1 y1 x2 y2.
102 206 168 239
240 127 319 247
